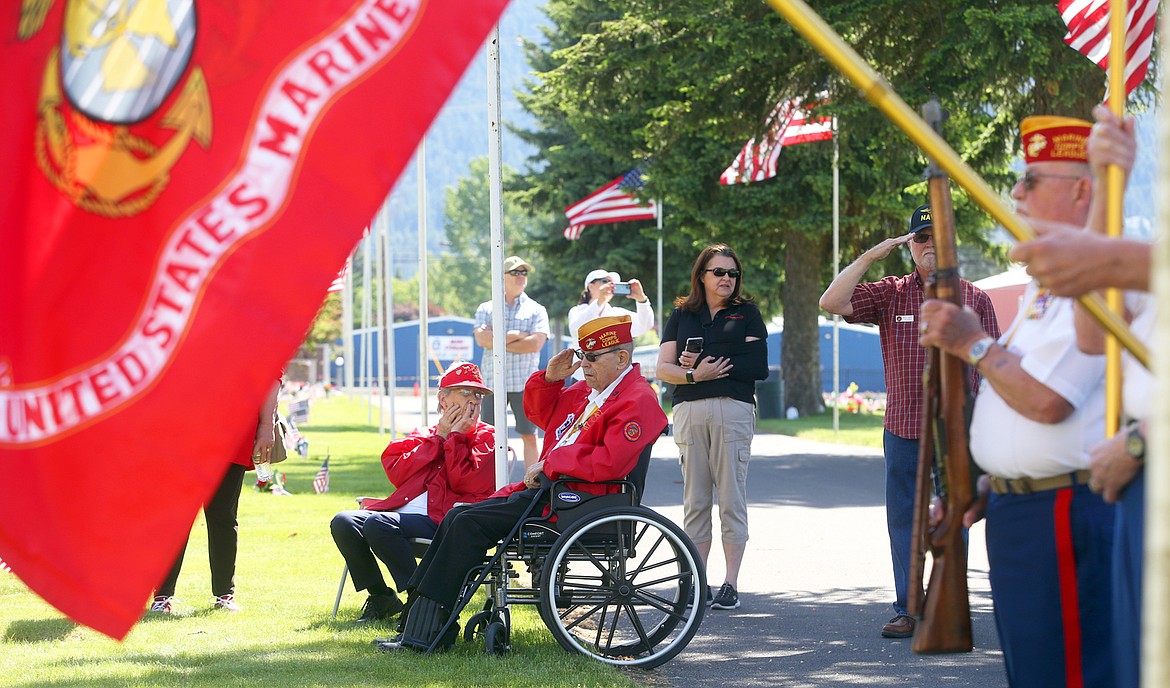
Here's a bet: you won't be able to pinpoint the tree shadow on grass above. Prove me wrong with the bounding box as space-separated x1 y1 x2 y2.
4 618 78 643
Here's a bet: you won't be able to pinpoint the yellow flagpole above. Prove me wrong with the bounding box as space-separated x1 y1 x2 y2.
764 0 1149 368
1103 0 1128 436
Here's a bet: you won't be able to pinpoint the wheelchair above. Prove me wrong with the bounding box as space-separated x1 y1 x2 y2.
421 444 707 669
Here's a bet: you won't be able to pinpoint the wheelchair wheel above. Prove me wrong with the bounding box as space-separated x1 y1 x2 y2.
464 610 491 643
484 621 510 655
538 505 705 669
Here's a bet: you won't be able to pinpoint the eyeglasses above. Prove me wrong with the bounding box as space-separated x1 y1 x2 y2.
573 348 620 363
911 232 933 244
451 388 486 400
590 277 612 285
704 267 741 278
507 269 529 276
1018 170 1085 191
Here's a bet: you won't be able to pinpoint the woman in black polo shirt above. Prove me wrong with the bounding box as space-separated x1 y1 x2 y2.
656 244 768 611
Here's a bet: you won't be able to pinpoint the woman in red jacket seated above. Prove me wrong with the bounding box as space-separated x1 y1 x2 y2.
330 362 497 623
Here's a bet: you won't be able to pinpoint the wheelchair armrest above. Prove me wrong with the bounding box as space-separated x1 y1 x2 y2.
548 477 638 517
550 476 639 504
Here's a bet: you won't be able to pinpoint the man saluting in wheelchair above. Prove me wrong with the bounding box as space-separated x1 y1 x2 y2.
378 315 668 653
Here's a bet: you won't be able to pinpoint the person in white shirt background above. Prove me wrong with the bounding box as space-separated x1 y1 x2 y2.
566 269 654 382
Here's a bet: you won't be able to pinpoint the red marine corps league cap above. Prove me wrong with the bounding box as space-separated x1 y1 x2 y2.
578 315 633 352
1020 116 1091 164
439 361 493 394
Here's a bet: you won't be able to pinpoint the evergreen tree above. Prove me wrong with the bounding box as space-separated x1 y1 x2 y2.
516 0 1105 413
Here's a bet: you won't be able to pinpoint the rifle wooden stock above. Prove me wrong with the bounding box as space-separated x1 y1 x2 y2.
911 100 974 654
907 291 938 620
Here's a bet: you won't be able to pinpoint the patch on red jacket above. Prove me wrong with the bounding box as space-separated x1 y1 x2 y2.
623 421 642 442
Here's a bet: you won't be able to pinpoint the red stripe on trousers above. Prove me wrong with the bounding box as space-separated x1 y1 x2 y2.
1053 488 1084 688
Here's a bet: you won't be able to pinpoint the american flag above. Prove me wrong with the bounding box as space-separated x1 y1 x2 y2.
326 257 350 294
1058 0 1157 99
721 98 833 185
0 557 10 574
313 457 330 494
563 168 658 240
286 417 309 457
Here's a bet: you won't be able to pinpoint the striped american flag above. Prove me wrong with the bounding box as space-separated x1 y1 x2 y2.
1058 0 1156 99
312 457 330 494
720 98 832 185
563 168 658 240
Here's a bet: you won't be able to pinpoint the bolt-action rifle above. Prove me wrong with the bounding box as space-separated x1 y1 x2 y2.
907 99 974 654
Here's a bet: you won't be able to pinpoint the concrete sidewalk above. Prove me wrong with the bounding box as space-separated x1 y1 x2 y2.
636 433 1008 688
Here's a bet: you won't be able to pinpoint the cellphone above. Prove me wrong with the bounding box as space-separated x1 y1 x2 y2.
612 281 631 295
684 337 703 354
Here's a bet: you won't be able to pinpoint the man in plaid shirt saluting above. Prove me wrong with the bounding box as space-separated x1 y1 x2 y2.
819 204 1000 640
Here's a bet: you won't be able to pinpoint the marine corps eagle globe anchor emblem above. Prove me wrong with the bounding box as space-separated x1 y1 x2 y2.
29 0 211 217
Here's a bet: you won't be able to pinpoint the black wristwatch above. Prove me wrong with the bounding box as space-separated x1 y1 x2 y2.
686 370 695 385
1125 422 1146 462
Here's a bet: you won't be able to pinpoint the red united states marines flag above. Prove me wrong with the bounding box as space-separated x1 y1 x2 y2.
0 0 509 638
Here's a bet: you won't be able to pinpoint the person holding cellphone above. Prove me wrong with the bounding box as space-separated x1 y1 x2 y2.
656 244 768 610
567 268 654 382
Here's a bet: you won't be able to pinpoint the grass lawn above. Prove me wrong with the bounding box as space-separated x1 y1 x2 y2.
0 395 638 688
755 410 885 449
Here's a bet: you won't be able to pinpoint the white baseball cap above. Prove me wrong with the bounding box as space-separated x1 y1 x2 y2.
584 269 611 289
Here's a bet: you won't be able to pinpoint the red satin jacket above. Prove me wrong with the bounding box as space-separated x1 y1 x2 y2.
360 421 496 524
492 363 666 499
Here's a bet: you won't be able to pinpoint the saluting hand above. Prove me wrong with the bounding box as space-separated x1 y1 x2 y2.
865 234 915 262
544 348 579 383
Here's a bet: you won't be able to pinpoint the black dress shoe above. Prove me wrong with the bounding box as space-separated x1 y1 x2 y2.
356 593 404 624
881 615 916 639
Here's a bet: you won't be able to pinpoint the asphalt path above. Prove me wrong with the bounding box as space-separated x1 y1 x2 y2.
633 433 1009 688
365 391 1008 686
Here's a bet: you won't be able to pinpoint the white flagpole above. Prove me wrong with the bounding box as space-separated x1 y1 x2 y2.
362 228 373 423
1145 18 1170 680
417 140 430 427
487 24 508 488
379 201 397 439
831 116 840 438
657 199 664 337
343 248 354 395
374 220 385 433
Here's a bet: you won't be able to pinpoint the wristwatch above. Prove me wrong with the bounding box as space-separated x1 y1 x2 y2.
1125 422 1146 462
686 370 696 384
966 336 996 367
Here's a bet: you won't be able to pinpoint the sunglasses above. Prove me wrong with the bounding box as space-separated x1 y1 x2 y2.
1018 170 1084 191
590 277 613 285
507 269 529 276
704 267 741 278
573 348 620 363
451 388 486 400
911 232 933 244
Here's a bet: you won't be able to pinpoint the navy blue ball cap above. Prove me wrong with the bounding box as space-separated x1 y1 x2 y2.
909 205 932 234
